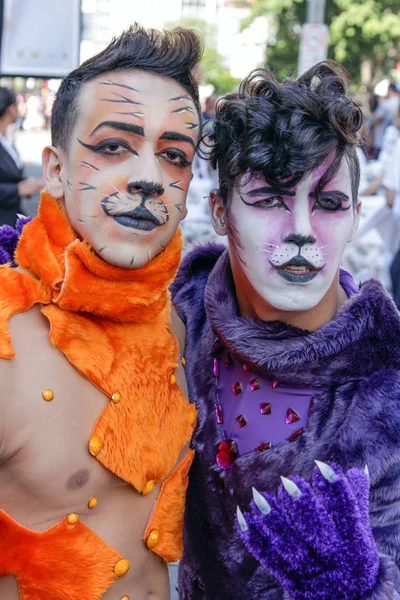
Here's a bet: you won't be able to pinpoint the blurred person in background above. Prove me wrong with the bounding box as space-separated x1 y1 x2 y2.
0 24 201 600
0 86 43 226
370 82 400 159
384 135 400 307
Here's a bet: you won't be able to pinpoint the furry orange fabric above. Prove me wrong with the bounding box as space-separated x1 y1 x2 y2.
0 191 196 565
0 510 122 600
144 448 195 562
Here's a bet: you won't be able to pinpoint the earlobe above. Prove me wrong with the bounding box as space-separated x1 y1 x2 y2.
42 145 65 199
209 189 228 237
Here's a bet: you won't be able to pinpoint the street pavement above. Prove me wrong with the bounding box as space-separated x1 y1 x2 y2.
14 128 181 600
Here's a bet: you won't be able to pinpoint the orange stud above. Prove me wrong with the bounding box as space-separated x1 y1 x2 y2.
146 529 160 549
88 497 98 509
121 596 130 600
189 409 197 426
114 558 130 578
42 388 54 402
67 513 79 525
170 373 177 385
143 480 155 496
111 391 121 404
181 356 186 366
89 436 102 456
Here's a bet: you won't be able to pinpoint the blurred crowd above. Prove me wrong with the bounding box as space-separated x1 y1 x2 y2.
14 89 55 131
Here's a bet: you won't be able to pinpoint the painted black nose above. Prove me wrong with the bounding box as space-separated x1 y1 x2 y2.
284 234 316 248
127 180 164 198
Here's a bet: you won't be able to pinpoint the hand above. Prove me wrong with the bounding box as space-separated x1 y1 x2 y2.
237 462 379 600
18 176 44 197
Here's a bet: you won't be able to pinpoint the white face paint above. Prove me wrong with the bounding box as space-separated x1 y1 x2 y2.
226 159 359 312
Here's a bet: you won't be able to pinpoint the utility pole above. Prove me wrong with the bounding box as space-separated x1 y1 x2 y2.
298 0 328 74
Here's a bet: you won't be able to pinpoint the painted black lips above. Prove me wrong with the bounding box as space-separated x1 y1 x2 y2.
101 201 161 231
269 255 325 284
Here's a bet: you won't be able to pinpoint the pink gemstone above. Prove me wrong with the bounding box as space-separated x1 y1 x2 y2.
256 442 272 452
224 353 233 368
232 382 242 395
289 427 304 442
235 414 247 428
215 403 224 424
213 358 219 377
286 408 300 425
249 378 260 392
216 439 238 470
260 402 271 415
243 363 251 371
272 380 280 389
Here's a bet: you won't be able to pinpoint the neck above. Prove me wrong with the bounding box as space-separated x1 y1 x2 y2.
231 258 347 332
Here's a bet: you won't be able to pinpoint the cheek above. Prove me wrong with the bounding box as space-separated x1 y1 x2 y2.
229 207 288 247
312 212 354 252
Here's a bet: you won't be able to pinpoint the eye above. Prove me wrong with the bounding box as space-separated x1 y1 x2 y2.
95 140 132 156
313 194 350 212
241 194 289 210
157 149 191 168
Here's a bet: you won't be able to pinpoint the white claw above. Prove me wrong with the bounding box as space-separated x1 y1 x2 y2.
364 464 369 477
236 506 248 532
315 460 338 483
280 476 302 498
252 487 272 515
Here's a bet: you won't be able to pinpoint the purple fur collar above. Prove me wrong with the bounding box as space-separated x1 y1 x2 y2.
0 216 31 267
200 248 400 387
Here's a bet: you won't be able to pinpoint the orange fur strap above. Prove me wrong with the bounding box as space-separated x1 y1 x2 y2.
0 510 122 600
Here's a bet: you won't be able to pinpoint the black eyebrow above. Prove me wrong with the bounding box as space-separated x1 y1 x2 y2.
247 186 296 197
90 120 145 137
310 190 350 201
159 131 195 149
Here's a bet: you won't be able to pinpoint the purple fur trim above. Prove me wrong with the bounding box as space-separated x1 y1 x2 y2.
0 216 31 267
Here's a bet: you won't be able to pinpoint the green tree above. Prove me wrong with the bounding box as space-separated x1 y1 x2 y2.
165 17 240 94
241 0 400 84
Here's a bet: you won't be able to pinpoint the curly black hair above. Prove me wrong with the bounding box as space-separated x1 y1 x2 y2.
208 61 363 205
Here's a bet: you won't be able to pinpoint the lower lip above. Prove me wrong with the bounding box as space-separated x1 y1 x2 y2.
276 269 319 283
112 216 158 231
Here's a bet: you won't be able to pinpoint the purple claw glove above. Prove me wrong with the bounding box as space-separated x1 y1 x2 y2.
237 462 379 600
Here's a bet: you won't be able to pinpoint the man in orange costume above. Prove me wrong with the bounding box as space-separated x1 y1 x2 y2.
0 24 201 600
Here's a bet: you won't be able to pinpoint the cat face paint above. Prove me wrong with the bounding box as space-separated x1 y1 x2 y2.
62 70 199 268
227 159 359 311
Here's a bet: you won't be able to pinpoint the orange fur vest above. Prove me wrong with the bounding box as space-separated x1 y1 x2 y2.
0 191 196 599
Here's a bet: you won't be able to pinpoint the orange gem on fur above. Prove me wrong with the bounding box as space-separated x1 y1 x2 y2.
114 558 130 577
143 480 155 496
181 356 186 366
111 391 121 404
146 529 160 549
88 497 98 509
66 513 79 525
42 388 54 401
89 436 102 456
170 374 177 385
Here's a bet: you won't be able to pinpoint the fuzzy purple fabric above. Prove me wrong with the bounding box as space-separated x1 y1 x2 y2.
241 464 379 599
171 245 400 600
0 216 31 267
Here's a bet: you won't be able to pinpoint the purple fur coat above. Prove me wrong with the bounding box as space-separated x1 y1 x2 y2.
171 245 400 600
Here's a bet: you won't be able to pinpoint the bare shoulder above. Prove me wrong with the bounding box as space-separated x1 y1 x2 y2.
171 305 186 354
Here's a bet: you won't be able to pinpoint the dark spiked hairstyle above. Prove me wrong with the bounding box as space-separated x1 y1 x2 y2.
51 23 203 151
0 87 16 118
208 61 363 205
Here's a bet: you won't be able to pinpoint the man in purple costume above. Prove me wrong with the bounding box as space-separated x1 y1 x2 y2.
171 61 400 599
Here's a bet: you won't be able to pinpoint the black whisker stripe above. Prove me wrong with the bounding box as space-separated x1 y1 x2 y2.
78 182 97 192
114 111 144 119
80 161 99 171
171 106 194 114
186 122 199 129
101 92 144 105
100 80 140 93
170 181 185 191
168 95 191 102
175 204 185 213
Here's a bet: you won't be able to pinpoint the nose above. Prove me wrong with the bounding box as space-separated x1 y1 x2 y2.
127 181 165 198
292 198 314 239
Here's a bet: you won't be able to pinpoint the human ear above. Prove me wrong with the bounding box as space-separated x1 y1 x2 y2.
42 145 65 199
209 189 228 236
348 201 361 242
